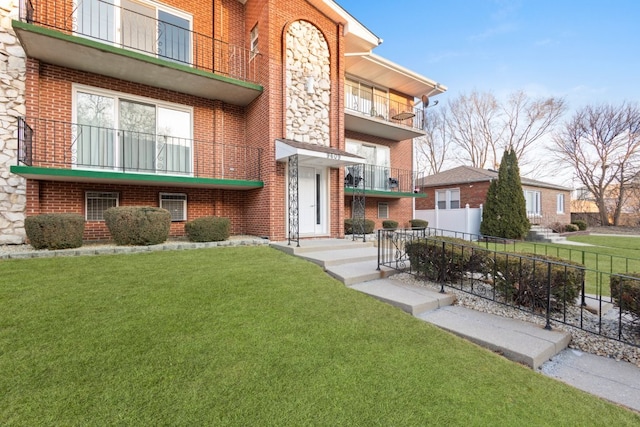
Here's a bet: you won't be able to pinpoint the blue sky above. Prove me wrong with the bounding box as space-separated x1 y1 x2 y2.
338 0 640 111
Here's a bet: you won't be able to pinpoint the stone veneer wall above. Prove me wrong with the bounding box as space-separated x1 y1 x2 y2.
285 20 330 145
0 1 26 244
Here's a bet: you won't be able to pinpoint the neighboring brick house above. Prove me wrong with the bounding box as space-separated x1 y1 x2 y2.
2 0 445 243
415 166 572 226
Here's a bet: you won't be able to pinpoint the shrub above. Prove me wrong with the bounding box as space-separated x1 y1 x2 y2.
24 213 85 250
409 219 428 229
104 206 171 246
406 236 490 283
610 273 640 321
564 223 579 232
572 220 588 231
344 218 375 234
493 253 584 312
550 222 565 233
185 216 230 242
382 220 398 230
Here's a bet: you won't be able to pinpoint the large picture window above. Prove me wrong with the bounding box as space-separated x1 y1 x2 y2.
76 0 192 64
345 140 390 191
74 85 193 175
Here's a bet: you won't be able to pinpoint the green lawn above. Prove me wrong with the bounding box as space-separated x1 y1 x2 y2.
478 236 640 295
1 247 639 425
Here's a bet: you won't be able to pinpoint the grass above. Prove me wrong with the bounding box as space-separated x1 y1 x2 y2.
477 236 640 296
1 246 639 425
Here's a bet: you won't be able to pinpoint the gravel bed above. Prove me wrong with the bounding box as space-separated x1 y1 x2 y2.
391 273 640 367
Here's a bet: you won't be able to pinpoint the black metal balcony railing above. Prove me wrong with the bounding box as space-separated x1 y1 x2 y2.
345 83 425 131
20 0 261 84
17 117 261 182
344 164 419 194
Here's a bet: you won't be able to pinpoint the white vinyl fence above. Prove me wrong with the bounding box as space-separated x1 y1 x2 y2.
415 204 483 236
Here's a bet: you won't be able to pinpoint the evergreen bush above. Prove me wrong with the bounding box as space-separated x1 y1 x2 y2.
493 253 584 312
104 206 171 246
610 273 640 322
572 220 588 231
382 220 398 229
480 148 530 239
25 213 85 250
406 236 489 283
564 223 579 232
185 216 230 242
409 219 428 229
344 218 375 234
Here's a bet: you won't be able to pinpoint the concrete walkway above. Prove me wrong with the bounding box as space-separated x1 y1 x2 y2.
271 238 640 413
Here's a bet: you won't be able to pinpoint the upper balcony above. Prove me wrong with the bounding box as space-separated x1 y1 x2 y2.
11 117 263 190
344 164 424 199
14 0 263 106
344 83 426 142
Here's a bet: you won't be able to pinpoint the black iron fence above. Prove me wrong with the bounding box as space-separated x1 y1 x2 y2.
17 117 262 181
377 229 640 348
20 0 261 84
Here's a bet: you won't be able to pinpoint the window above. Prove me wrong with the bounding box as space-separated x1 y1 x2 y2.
557 194 565 214
86 191 119 221
378 202 389 219
250 24 259 59
160 193 187 221
345 78 389 118
524 190 541 216
77 0 192 64
436 189 460 209
74 85 192 175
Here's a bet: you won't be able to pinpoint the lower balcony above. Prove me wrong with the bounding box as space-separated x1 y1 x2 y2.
344 164 424 198
11 117 263 190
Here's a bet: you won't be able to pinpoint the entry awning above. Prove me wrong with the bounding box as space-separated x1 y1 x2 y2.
275 139 365 167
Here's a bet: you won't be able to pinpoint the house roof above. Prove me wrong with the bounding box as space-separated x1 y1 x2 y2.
416 166 572 191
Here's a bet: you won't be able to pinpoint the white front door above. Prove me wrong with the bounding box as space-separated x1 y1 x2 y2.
298 166 327 235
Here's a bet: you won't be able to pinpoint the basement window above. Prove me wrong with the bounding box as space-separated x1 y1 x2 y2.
160 193 187 221
86 191 119 221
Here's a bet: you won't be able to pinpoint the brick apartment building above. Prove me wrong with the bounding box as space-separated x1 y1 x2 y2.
1 0 445 243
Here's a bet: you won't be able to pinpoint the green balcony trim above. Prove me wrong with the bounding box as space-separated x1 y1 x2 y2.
10 166 263 189
344 187 426 198
12 20 263 92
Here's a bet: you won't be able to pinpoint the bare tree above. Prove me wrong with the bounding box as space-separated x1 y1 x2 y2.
444 91 565 171
551 103 640 225
414 106 450 176
447 91 502 169
502 90 567 163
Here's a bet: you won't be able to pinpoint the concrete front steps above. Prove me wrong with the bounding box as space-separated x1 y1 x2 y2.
528 225 568 244
270 238 571 369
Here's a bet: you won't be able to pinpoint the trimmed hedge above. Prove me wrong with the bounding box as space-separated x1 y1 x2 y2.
564 223 579 232
344 218 375 234
610 273 640 321
409 219 428 229
185 216 230 242
104 206 171 246
406 237 489 283
572 220 588 231
25 213 85 250
382 220 398 230
493 253 584 312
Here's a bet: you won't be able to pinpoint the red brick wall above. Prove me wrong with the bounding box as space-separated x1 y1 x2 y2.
242 0 344 240
32 181 247 241
415 182 491 210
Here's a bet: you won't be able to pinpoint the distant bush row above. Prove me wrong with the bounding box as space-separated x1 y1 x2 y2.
344 218 428 234
25 208 230 249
